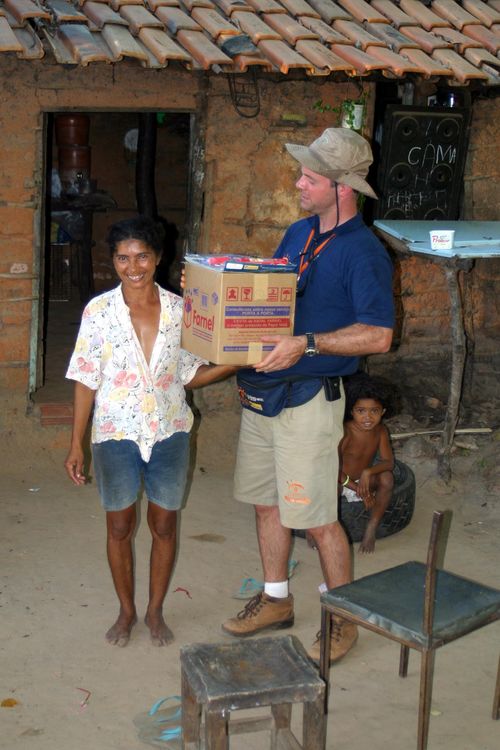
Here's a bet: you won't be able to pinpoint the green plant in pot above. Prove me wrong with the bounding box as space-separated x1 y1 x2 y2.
314 91 368 132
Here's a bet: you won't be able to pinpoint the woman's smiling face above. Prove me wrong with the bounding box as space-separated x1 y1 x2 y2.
112 239 161 290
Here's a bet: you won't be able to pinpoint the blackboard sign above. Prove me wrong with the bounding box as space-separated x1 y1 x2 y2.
375 106 470 221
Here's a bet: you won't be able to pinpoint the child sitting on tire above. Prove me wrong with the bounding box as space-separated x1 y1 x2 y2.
339 374 394 553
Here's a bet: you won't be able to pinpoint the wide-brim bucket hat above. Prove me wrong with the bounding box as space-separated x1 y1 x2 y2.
285 128 378 200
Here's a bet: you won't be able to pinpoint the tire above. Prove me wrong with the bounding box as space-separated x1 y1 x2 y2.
339 459 416 544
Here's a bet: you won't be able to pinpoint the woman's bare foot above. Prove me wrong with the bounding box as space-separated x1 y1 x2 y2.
145 611 174 647
105 612 137 647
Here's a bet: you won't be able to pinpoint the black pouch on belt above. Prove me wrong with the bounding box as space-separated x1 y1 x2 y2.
323 376 341 402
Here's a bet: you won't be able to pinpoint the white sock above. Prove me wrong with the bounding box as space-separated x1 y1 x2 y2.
264 581 289 598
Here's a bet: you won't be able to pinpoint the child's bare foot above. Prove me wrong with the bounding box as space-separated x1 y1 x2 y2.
105 612 137 647
145 611 174 647
359 520 378 553
359 533 376 553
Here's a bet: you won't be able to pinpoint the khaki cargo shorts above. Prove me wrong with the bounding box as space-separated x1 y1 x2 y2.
234 386 345 529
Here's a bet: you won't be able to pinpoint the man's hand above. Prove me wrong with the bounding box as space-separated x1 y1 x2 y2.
357 470 376 509
254 335 306 372
64 446 87 486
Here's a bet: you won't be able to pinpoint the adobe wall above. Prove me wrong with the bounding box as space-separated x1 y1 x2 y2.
370 96 500 425
0 58 362 419
0 57 498 425
0 59 198 418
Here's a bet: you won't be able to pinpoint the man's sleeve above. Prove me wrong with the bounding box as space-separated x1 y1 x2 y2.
348 241 395 329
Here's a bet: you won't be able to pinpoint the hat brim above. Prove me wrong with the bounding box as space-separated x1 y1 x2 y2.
286 143 378 200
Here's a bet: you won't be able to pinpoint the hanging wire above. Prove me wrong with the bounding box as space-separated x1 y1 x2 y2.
227 70 261 118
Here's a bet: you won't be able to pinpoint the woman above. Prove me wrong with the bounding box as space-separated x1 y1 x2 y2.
64 215 234 647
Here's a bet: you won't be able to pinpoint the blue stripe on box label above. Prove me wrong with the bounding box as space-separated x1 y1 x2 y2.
223 345 274 352
225 306 290 317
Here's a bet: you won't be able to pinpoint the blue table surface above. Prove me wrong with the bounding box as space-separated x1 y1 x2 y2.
373 220 500 258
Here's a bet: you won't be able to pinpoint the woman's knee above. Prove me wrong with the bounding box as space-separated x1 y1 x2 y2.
106 508 136 541
148 506 177 539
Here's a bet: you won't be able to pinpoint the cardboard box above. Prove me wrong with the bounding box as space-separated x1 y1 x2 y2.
181 256 296 364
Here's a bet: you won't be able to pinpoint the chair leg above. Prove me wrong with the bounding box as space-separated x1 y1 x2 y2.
319 606 332 713
493 654 500 721
205 709 228 750
399 645 410 678
303 694 327 750
181 668 202 749
417 648 436 750
271 703 291 749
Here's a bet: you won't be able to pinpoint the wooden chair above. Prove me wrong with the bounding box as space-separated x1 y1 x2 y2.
319 510 500 750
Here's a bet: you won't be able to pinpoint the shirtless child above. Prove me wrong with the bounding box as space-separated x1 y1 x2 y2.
339 376 394 553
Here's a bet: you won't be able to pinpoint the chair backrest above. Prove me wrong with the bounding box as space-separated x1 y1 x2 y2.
423 509 452 635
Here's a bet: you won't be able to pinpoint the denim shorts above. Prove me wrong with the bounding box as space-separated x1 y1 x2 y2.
92 433 190 512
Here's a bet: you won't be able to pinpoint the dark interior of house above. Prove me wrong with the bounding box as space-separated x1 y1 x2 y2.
35 111 190 404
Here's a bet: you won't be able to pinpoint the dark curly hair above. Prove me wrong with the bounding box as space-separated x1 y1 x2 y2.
343 373 397 420
106 215 165 258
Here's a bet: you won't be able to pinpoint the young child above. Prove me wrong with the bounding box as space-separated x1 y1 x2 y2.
339 375 394 553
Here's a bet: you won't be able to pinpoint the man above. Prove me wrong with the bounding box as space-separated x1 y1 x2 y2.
222 128 394 662
64 216 234 647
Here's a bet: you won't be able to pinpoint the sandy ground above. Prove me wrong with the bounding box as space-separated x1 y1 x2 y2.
1 410 499 750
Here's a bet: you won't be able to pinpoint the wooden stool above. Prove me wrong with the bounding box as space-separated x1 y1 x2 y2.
180 634 326 750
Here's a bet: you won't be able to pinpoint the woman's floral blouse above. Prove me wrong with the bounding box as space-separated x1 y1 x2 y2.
66 284 205 461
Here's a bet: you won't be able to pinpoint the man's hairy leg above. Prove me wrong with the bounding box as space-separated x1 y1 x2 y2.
308 520 351 589
145 504 177 646
105 505 138 646
255 505 291 582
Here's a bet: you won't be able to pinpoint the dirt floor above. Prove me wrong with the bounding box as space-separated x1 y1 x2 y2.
1 408 499 750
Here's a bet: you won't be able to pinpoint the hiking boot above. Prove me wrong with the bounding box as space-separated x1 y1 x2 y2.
308 618 358 663
221 592 294 637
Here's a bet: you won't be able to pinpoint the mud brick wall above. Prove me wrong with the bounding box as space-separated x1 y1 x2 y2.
1 57 498 425
370 96 500 426
0 58 361 417
0 59 199 417
200 78 368 256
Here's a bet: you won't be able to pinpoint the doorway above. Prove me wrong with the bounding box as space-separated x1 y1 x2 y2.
33 110 191 405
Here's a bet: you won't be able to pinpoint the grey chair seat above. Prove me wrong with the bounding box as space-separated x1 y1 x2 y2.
322 561 500 647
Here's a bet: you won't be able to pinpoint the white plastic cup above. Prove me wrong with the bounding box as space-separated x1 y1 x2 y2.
429 230 455 250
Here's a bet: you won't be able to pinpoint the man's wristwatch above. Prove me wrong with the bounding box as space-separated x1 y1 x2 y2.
304 332 319 357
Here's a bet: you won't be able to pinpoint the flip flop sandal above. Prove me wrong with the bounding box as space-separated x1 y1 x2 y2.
232 560 299 599
133 695 182 747
231 576 264 599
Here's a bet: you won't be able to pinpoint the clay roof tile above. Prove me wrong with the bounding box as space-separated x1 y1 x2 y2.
258 37 315 71
0 16 23 52
431 0 482 32
370 0 417 28
176 27 233 66
462 0 500 27
119 6 165 34
337 0 388 24
0 0 497 83
432 46 491 80
399 0 449 31
462 22 500 52
191 7 241 37
138 25 192 61
261 11 319 42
